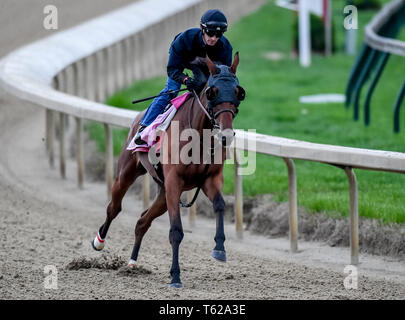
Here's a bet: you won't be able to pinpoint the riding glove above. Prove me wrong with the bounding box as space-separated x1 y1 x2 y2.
185 77 200 93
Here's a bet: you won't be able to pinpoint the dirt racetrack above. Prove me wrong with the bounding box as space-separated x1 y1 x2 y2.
0 0 404 300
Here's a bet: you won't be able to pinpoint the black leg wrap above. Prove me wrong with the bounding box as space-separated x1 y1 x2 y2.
169 227 184 244
213 193 225 212
212 193 226 253
130 243 141 261
169 224 184 287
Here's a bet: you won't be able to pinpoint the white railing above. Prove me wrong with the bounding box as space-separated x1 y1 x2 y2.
365 0 405 56
0 0 404 267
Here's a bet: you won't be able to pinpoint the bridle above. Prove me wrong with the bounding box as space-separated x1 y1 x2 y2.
192 89 238 129
211 107 238 121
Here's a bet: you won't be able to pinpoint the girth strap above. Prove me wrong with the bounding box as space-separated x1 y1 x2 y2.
179 163 210 208
138 152 164 186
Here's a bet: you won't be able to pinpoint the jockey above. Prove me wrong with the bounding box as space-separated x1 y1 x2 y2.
134 9 233 145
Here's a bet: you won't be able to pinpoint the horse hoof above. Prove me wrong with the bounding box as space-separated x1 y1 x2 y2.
127 259 136 268
91 233 105 251
91 240 103 251
211 250 227 262
169 283 183 289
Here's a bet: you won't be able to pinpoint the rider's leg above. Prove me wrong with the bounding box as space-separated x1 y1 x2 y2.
135 77 181 145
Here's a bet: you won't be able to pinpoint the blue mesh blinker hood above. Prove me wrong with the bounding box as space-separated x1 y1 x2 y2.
206 65 241 109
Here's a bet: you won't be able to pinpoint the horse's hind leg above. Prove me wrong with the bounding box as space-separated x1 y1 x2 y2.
202 174 227 262
128 185 167 266
92 155 145 251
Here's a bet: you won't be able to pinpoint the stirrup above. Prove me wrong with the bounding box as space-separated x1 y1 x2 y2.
163 102 173 113
134 125 147 145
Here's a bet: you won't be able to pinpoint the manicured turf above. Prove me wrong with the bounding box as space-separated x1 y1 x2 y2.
88 0 405 223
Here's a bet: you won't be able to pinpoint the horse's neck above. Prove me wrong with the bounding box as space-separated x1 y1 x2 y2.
190 93 210 132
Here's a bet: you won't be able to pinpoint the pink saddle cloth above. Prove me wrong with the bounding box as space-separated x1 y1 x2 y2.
127 92 191 153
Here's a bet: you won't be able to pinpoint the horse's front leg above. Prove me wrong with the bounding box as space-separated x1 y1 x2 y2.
92 155 143 251
128 185 167 267
202 174 227 262
165 172 184 288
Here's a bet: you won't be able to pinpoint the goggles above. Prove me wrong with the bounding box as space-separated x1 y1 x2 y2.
201 21 227 38
203 28 223 38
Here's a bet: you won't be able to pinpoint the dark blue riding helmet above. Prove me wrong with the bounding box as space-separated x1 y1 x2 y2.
200 9 228 32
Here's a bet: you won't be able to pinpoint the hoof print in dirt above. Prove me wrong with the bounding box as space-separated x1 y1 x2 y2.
117 265 152 276
65 255 125 271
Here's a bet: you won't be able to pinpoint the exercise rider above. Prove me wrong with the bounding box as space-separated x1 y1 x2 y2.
134 9 233 145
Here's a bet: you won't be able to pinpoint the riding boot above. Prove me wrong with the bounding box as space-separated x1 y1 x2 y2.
134 125 147 145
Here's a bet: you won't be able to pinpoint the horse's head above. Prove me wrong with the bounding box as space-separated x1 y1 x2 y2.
204 52 245 147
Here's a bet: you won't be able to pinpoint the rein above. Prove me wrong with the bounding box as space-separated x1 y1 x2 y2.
192 89 236 127
193 90 215 125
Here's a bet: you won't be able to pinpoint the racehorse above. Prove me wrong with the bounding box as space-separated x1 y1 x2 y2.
92 53 245 288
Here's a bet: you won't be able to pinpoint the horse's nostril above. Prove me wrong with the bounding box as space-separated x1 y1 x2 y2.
221 135 234 146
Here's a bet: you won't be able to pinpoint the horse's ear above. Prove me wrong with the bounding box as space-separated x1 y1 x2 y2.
230 52 239 74
206 55 218 75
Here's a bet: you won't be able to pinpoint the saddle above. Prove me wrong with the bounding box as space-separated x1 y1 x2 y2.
127 92 192 185
127 92 192 154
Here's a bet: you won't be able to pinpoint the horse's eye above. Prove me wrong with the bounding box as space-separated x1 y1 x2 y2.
205 86 218 101
235 85 246 101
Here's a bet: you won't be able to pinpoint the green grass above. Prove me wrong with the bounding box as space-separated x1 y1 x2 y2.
88 0 405 224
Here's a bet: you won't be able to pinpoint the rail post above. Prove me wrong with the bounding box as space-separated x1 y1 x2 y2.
46 109 55 169
283 158 298 253
59 112 66 179
143 174 150 210
343 166 359 265
75 117 84 189
84 55 96 101
104 123 114 198
234 148 244 239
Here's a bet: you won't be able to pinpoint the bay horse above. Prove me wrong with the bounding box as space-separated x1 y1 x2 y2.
92 53 245 288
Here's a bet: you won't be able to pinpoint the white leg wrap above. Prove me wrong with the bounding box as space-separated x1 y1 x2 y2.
128 259 136 267
93 232 105 250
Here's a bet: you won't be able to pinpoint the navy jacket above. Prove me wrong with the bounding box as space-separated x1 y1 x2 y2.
167 28 233 84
